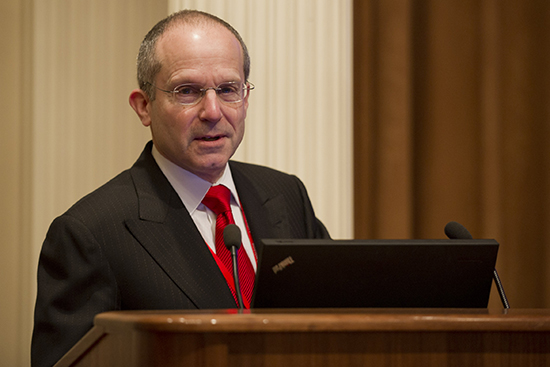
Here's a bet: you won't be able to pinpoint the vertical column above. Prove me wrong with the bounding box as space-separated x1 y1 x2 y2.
32 0 167 250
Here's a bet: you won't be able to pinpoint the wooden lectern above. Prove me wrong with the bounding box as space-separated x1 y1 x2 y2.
55 309 550 367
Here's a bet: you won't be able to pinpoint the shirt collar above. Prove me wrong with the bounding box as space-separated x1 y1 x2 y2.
151 145 241 214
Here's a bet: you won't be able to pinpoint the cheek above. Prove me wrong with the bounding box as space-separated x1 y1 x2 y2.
154 106 195 133
227 105 247 130
231 116 246 142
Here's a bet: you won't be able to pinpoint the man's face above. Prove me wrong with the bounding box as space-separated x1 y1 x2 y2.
133 23 248 183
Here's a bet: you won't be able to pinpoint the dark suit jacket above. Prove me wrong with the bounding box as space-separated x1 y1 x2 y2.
31 141 329 367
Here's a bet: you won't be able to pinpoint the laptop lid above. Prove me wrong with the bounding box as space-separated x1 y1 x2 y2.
251 239 498 308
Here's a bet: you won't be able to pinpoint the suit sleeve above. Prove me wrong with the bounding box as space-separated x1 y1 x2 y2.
31 214 119 367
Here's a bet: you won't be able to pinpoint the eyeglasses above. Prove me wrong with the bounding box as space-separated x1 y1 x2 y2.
146 81 255 106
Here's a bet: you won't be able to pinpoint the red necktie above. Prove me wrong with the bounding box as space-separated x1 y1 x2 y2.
202 185 255 308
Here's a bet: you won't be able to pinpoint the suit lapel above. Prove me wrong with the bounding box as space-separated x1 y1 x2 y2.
230 161 291 255
125 144 237 309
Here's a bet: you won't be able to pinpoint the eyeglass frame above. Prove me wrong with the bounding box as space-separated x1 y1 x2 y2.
145 81 255 106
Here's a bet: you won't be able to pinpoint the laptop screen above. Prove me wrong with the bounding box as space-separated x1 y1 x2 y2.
251 239 498 308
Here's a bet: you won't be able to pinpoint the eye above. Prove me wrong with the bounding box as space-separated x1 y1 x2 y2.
174 84 201 95
217 83 239 95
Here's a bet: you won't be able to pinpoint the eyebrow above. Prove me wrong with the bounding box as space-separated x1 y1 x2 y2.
166 72 243 87
171 80 243 88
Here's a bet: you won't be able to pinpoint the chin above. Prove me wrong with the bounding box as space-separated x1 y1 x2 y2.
198 156 230 172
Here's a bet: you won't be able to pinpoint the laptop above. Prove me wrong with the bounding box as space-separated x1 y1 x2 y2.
251 239 499 308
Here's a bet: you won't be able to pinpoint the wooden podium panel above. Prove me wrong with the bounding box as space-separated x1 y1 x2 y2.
55 309 550 367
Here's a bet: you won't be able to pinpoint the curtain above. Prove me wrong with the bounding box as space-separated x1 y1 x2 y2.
354 0 550 307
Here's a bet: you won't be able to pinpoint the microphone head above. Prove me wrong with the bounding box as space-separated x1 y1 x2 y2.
444 221 473 239
223 224 242 250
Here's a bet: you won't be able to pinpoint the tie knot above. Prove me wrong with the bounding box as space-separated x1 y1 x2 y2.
202 185 232 216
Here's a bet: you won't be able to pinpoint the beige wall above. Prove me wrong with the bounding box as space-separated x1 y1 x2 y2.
0 1 353 365
1 1 31 365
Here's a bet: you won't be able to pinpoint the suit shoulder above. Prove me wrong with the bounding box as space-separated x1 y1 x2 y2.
229 161 295 180
229 160 307 200
62 169 136 222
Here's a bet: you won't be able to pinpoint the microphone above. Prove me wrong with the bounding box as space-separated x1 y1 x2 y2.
223 224 244 309
444 221 510 309
444 221 473 240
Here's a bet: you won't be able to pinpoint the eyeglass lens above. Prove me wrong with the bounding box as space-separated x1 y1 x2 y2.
173 83 247 105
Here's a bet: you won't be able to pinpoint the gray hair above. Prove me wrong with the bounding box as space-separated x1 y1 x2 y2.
136 9 251 100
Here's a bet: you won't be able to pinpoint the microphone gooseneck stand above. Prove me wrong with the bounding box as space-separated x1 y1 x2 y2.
223 224 244 310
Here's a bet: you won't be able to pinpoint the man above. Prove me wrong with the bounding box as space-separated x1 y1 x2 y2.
31 9 329 367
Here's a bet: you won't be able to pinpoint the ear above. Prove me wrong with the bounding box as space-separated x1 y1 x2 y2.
129 89 152 127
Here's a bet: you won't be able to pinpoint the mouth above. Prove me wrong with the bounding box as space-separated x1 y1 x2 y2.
197 135 223 142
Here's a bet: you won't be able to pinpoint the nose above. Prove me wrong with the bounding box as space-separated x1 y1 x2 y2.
198 89 222 122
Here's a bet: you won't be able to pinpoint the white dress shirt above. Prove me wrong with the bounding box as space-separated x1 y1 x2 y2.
152 145 257 271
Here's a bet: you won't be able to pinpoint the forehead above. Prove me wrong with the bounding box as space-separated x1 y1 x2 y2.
154 22 244 83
